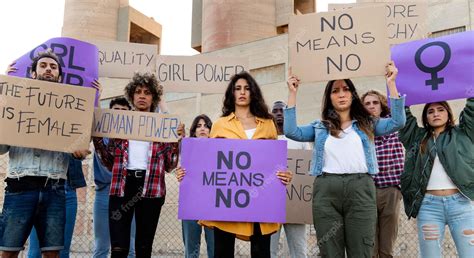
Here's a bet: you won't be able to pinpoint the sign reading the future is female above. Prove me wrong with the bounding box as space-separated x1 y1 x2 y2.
178 138 287 223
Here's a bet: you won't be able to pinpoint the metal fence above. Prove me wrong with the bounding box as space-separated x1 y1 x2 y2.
0 155 458 258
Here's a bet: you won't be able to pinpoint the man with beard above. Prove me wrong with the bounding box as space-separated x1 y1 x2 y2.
0 49 90 258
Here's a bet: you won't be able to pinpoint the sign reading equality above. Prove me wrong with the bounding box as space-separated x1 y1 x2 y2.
178 138 287 223
0 75 96 152
391 31 474 106
92 108 181 143
156 55 249 93
289 6 390 82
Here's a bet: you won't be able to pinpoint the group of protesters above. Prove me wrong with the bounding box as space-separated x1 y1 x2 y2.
0 45 472 258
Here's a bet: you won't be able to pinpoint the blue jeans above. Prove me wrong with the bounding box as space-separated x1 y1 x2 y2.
270 224 307 258
0 180 65 251
93 185 136 258
27 184 77 258
182 220 214 258
417 193 473 258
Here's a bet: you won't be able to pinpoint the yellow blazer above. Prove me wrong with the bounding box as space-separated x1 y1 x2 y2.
199 113 280 241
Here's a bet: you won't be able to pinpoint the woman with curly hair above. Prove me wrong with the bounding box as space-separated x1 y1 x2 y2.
284 62 406 257
93 72 184 258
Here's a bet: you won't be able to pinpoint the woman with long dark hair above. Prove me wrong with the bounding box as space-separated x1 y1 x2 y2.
177 114 215 258
284 62 406 257
399 99 473 258
192 71 293 257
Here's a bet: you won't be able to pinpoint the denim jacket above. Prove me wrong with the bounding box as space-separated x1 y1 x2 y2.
284 96 406 176
0 145 70 179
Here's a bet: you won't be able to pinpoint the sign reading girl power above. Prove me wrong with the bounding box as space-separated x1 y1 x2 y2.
178 138 287 223
392 31 474 105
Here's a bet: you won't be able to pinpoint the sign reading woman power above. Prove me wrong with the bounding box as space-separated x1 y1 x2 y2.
392 31 474 105
178 138 287 223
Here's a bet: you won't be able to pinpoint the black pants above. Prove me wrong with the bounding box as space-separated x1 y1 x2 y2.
214 223 271 258
109 174 165 258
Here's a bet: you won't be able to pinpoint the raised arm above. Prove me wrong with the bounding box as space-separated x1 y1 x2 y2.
459 97 474 142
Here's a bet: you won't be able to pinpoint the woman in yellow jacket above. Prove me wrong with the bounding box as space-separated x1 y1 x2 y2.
178 71 293 257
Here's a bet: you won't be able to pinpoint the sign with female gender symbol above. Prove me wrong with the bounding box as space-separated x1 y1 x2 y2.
392 31 474 106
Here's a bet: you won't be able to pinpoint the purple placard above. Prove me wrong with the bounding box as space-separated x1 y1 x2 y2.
392 31 474 106
178 138 287 223
7 37 99 105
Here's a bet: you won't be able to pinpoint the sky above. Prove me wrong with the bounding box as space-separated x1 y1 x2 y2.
0 0 355 73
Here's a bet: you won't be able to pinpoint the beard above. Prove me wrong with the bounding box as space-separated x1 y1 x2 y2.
37 74 60 82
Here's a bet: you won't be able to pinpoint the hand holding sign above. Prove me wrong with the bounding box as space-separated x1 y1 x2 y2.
276 170 293 185
287 67 300 108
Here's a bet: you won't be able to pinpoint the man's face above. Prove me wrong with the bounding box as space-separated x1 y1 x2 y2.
272 103 285 125
111 104 130 111
32 57 61 82
133 85 153 112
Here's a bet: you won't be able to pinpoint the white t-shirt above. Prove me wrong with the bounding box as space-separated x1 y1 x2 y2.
426 155 457 190
322 125 368 174
127 140 150 170
245 128 256 139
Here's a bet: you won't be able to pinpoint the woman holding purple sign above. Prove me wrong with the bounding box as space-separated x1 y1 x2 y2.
176 114 215 258
284 62 406 258
178 71 292 258
399 98 474 258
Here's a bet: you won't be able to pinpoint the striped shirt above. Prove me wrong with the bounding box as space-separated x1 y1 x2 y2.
93 138 178 198
373 131 405 188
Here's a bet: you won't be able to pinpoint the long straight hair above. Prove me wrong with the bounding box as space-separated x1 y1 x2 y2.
321 79 374 140
420 101 455 153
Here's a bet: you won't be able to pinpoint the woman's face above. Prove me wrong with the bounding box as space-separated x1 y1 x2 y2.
426 103 449 129
234 78 251 107
330 80 352 112
195 119 210 138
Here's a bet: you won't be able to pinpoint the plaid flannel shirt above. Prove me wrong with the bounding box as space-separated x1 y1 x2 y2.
373 130 405 188
93 138 178 198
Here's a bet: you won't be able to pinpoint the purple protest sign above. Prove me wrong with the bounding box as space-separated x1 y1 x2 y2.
7 37 99 105
178 138 287 223
392 31 474 106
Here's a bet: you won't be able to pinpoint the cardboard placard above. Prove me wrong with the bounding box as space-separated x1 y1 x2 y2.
328 2 428 45
156 55 249 93
92 109 181 142
392 31 474 105
0 75 96 152
289 6 390 82
286 149 314 224
94 41 157 78
178 138 287 223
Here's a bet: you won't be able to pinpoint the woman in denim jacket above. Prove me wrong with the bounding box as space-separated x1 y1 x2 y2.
284 62 406 258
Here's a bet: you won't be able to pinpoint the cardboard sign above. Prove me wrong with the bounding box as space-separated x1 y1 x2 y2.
0 75 96 152
178 138 287 223
7 37 99 106
289 6 390 82
392 31 474 105
156 55 249 93
92 109 181 143
286 149 314 224
93 41 157 78
328 2 428 45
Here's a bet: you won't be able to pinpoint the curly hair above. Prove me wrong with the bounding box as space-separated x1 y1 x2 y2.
189 114 213 138
31 48 63 78
322 79 374 141
221 71 273 119
361 90 390 117
124 72 163 112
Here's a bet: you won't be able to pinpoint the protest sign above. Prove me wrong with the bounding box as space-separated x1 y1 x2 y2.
0 75 96 152
178 138 287 223
286 149 314 224
289 6 390 82
329 2 428 45
156 55 249 93
94 41 157 78
392 31 474 105
92 109 181 142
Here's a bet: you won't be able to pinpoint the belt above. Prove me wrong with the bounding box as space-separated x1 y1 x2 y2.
321 172 368 177
127 169 146 178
